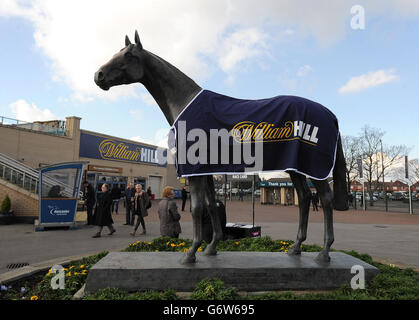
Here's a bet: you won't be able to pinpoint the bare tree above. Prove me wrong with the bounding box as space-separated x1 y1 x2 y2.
358 125 409 205
392 158 419 186
342 135 361 192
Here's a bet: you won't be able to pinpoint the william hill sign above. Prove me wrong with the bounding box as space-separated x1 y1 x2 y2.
79 132 166 167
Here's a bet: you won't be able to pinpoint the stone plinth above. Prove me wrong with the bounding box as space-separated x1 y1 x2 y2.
85 251 379 293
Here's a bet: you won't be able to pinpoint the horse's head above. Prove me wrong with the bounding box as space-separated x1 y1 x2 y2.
94 30 145 91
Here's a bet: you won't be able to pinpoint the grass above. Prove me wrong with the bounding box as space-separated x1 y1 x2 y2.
1 236 418 300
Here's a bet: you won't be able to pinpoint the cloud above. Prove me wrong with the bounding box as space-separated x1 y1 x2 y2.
131 128 170 149
339 69 399 94
10 99 58 122
129 109 142 121
297 65 313 77
218 27 268 72
2 1 419 102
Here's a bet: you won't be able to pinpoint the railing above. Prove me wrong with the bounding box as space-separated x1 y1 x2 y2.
0 116 66 136
0 153 75 198
0 162 39 194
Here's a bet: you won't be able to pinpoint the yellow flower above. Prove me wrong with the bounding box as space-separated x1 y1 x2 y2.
80 265 85 269
66 272 71 277
30 296 38 300
69 266 75 269
155 250 159 252
166 241 170 245
197 247 203 252
184 248 189 252
148 242 152 245
170 243 176 247
234 242 239 245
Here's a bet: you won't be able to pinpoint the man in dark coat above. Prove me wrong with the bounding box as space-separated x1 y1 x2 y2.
83 181 96 225
181 186 189 211
111 184 121 214
92 184 115 238
124 183 136 225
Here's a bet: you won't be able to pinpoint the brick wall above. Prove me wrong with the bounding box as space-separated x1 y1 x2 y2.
0 179 38 218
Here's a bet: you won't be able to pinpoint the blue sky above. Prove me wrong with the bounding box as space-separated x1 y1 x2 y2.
0 0 418 164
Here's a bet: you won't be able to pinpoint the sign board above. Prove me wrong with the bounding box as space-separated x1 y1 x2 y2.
232 174 248 180
259 180 314 188
357 158 363 179
405 156 409 180
79 132 166 167
88 164 122 174
38 162 86 229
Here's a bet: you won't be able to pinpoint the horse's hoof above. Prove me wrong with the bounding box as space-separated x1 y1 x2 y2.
180 254 196 264
287 245 301 256
315 251 331 263
203 246 217 256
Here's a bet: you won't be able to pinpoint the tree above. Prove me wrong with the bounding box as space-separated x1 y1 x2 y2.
358 125 409 205
342 135 361 193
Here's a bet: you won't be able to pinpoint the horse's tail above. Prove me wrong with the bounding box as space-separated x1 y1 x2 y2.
333 133 349 211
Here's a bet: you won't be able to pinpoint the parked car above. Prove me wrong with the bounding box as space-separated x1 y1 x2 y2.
391 192 405 200
231 188 239 195
355 193 377 202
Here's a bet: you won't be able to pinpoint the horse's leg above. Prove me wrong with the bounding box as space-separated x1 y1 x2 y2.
203 175 223 256
287 171 312 255
310 179 334 263
181 176 204 264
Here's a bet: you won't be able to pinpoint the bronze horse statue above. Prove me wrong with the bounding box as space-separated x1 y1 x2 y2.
95 31 348 263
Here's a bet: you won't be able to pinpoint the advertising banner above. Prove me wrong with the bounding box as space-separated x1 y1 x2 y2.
38 162 86 229
79 132 166 167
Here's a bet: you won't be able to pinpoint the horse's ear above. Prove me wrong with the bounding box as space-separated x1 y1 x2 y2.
134 30 143 50
125 35 131 47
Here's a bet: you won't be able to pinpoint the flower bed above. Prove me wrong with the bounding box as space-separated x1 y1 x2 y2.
1 236 418 300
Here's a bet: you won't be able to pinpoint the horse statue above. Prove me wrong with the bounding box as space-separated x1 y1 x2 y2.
94 31 348 264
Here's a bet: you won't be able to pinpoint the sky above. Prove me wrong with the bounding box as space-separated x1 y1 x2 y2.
0 0 418 169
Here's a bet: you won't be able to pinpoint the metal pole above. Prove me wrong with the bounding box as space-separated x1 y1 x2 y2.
380 140 387 211
224 174 227 207
363 181 366 211
252 175 255 227
409 184 413 215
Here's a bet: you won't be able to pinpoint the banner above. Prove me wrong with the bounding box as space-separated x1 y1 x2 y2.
38 162 85 227
79 132 166 167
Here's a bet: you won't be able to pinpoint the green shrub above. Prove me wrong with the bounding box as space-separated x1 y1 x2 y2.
189 278 240 300
1 195 11 213
84 288 178 300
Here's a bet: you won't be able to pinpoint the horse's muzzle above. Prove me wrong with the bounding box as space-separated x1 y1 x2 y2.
94 70 109 90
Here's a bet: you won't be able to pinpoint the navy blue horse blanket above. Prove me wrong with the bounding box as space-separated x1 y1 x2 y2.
168 89 339 180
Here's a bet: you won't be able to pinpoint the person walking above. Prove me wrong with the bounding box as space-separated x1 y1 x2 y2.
83 181 96 225
111 184 121 215
312 192 319 211
158 186 182 238
130 184 149 236
124 183 136 225
146 186 152 198
181 186 189 211
92 184 115 238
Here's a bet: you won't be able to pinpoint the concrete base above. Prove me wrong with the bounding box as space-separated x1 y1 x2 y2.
85 251 379 293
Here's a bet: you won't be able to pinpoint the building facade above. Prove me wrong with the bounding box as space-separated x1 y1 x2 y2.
0 116 183 218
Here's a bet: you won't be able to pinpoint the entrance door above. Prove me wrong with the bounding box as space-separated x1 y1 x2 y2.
148 176 162 199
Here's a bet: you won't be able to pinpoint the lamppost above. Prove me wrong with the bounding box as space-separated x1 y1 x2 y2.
380 139 387 211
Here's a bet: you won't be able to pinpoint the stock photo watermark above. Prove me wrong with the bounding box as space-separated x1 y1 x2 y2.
351 5 365 30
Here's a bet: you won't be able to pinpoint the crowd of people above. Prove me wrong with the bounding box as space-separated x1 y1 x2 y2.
82 182 325 240
82 181 188 239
